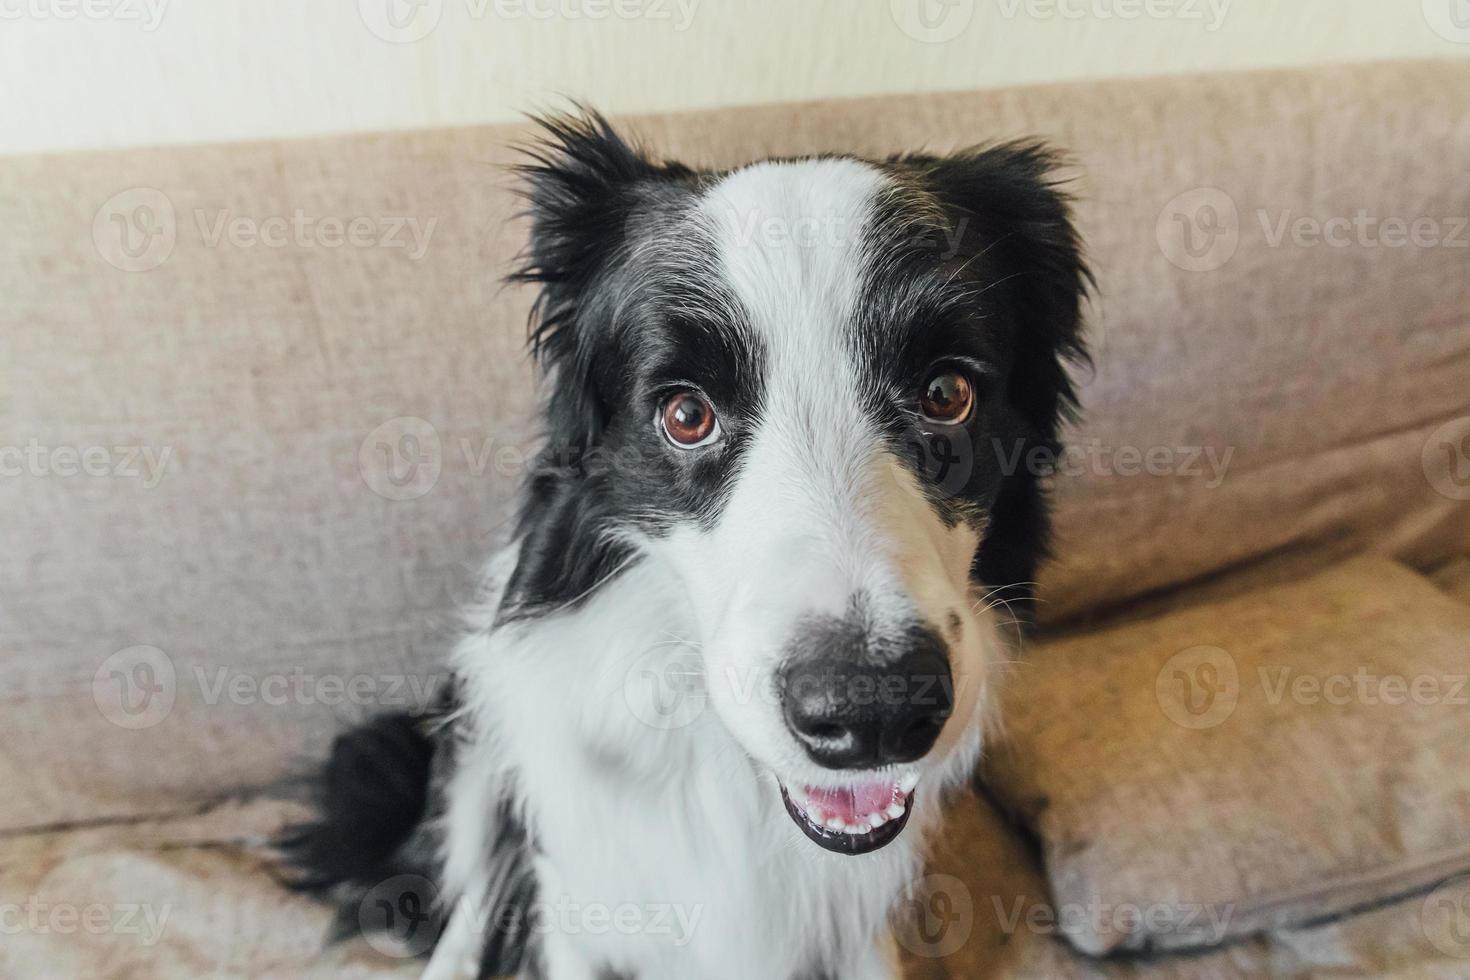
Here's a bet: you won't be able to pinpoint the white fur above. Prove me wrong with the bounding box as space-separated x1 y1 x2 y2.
428 160 1001 980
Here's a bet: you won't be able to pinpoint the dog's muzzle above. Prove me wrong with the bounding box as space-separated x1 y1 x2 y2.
773 618 953 855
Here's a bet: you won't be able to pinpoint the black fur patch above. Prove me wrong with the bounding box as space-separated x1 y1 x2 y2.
277 705 536 974
879 144 1091 624
277 712 438 891
501 110 766 622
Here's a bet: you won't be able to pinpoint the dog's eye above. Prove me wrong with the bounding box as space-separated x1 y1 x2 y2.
919 369 975 425
659 389 720 448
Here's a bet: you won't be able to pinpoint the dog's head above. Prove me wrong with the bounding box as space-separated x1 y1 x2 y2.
502 111 1088 856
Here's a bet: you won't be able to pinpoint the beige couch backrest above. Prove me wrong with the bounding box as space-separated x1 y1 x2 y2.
4 60 1469 832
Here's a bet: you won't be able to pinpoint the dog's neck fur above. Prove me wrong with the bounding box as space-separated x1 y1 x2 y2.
441 552 992 980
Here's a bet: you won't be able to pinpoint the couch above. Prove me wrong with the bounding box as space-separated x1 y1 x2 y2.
4 58 1470 978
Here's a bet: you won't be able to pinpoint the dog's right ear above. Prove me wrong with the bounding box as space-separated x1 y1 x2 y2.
502 111 693 623
511 110 692 450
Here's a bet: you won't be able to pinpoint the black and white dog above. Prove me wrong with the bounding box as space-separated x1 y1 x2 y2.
283 110 1088 980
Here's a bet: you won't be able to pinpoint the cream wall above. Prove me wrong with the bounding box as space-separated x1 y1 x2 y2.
3 0 1469 156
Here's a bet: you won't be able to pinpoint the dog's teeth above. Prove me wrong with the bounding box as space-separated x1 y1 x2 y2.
898 773 919 794
805 806 825 824
886 802 906 820
844 821 868 835
825 817 846 832
868 811 888 828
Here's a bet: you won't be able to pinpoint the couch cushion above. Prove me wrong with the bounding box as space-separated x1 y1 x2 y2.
981 557 1470 957
0 798 419 980
3 792 1467 980
1433 557 1470 607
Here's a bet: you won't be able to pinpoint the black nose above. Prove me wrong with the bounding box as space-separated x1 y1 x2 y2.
779 625 954 770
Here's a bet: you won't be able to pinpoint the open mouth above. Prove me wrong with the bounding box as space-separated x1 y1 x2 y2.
778 774 918 856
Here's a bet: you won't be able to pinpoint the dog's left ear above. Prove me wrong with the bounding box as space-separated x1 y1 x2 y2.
503 111 695 622
895 141 1090 435
894 143 1092 615
511 110 694 452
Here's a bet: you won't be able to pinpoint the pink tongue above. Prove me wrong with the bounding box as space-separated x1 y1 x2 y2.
804 781 899 823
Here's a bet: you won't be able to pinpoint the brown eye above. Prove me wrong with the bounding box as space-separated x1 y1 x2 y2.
659 390 720 448
919 369 975 424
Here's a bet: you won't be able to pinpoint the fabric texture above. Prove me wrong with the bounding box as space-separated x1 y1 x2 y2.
4 791 1469 980
982 557 1470 957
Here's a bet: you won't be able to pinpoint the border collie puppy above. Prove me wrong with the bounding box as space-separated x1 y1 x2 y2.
283 110 1088 980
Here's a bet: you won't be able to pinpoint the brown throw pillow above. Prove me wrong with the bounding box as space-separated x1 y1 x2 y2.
981 557 1470 956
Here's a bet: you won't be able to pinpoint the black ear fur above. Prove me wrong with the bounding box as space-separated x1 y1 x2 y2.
501 110 692 621
896 143 1092 620
509 109 693 452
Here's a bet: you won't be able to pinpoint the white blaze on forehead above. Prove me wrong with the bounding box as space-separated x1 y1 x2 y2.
695 158 926 622
652 159 988 785
699 158 888 359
